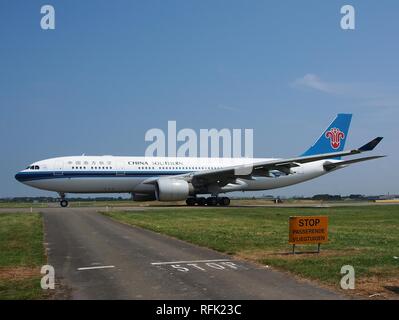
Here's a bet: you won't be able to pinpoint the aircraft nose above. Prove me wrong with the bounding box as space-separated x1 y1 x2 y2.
15 172 24 182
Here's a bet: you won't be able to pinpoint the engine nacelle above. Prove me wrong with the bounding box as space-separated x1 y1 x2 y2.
155 179 190 201
132 193 156 202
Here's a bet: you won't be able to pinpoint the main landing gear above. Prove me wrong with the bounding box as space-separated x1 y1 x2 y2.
186 196 230 207
59 193 69 207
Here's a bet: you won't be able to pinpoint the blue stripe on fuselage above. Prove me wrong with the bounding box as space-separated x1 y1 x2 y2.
15 171 189 182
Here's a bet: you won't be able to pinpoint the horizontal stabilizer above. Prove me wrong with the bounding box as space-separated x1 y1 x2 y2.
323 155 386 171
358 137 383 152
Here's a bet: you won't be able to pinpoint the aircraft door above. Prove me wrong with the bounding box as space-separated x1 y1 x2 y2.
53 161 64 176
116 161 126 176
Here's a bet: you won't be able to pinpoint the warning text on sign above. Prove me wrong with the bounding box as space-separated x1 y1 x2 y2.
289 216 328 244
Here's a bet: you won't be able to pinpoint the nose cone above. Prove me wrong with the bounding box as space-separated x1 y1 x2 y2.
15 172 24 182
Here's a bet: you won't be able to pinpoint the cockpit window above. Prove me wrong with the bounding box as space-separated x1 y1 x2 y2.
27 165 40 170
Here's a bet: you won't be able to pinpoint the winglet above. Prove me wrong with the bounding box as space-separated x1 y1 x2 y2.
358 137 383 152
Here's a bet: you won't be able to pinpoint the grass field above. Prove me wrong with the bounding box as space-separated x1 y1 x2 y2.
0 200 179 208
0 213 47 299
0 199 376 209
104 205 399 299
0 203 50 208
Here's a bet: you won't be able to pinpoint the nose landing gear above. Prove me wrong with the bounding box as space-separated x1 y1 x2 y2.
59 193 69 207
60 200 69 207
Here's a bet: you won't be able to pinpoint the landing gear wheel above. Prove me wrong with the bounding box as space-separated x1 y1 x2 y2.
196 197 206 206
206 197 218 206
60 200 69 208
186 198 196 206
218 197 231 206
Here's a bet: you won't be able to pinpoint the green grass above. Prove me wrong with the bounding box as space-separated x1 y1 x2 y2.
0 200 162 208
0 213 47 299
0 203 49 208
104 206 399 294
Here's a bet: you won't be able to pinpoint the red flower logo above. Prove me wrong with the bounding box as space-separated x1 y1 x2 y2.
325 128 345 149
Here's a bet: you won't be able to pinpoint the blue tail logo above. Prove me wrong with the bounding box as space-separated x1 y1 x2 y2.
302 114 352 157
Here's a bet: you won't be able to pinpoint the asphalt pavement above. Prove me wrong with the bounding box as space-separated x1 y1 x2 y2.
40 207 345 299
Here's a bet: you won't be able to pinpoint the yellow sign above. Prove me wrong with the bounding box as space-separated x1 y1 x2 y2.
289 216 328 244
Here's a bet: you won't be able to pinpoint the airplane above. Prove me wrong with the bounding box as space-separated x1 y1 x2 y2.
15 114 385 207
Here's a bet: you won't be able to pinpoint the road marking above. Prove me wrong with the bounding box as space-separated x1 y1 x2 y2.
154 260 246 273
77 265 115 271
151 259 231 266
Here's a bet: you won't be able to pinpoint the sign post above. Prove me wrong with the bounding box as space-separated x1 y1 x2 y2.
289 216 328 254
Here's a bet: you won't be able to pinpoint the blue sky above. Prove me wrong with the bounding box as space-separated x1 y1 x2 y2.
1 0 398 197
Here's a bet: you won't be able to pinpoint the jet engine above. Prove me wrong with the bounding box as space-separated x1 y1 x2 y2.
155 178 190 201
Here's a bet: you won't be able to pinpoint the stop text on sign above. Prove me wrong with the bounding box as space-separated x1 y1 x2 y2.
289 216 328 244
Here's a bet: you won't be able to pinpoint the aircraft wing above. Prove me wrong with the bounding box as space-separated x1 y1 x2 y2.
182 137 384 187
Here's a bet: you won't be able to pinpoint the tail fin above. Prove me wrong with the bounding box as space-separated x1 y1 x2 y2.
301 113 352 158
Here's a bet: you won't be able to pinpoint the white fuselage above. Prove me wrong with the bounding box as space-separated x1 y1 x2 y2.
15 155 336 196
